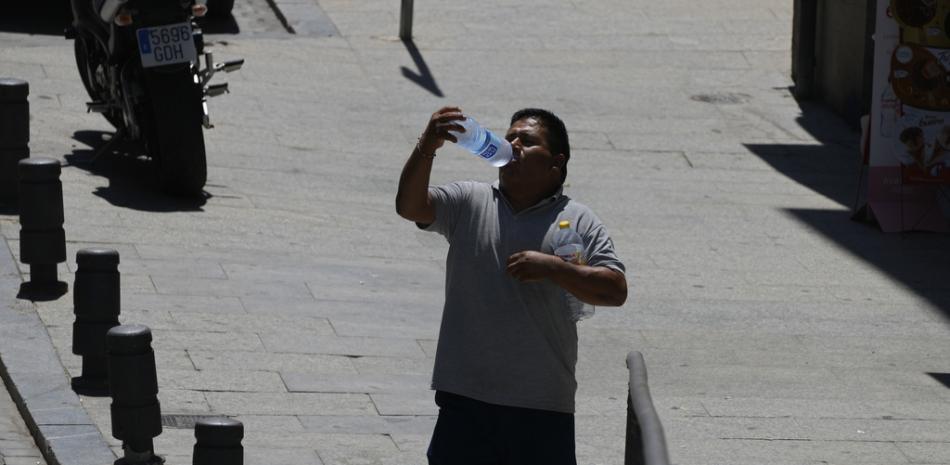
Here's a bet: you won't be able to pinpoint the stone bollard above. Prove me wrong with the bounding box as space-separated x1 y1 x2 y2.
107 324 163 465
0 78 29 204
193 418 244 465
18 157 66 293
71 248 121 395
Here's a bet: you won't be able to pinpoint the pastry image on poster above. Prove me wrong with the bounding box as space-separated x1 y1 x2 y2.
891 0 950 48
890 43 950 109
886 14 950 183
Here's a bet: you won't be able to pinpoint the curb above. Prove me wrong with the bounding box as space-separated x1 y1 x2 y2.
0 236 116 465
267 0 339 36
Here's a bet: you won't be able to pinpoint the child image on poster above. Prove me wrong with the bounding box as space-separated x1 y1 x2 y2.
895 114 950 180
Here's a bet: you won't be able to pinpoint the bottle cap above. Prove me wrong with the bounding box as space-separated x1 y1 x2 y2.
558 220 570 229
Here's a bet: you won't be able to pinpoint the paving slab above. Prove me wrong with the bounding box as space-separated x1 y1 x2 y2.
260 332 428 358
232 414 305 432
204 392 376 416
283 372 430 394
0 366 46 465
368 391 436 416
245 447 324 465
188 350 357 374
2 0 950 464
298 415 436 435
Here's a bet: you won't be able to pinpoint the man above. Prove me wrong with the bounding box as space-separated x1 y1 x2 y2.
396 107 627 465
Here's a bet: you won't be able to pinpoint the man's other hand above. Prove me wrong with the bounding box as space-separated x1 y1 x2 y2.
506 251 563 282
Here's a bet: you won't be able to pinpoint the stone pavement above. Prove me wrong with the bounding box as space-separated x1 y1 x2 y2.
2 0 950 464
0 373 46 465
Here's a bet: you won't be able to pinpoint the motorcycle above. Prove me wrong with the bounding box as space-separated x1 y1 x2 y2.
68 0 243 196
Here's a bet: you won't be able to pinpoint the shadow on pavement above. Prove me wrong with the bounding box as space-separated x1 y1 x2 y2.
197 14 240 35
401 39 443 98
745 99 864 209
17 281 69 302
929 372 950 389
0 3 72 36
785 208 950 320
744 143 860 209
745 98 950 323
65 130 208 212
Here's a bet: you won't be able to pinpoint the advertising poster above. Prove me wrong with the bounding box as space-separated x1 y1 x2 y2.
868 0 950 232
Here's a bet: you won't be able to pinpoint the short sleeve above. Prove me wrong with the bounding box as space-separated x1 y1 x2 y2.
572 207 625 275
420 181 475 238
583 224 625 275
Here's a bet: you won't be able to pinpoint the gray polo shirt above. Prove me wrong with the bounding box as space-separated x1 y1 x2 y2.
423 180 625 413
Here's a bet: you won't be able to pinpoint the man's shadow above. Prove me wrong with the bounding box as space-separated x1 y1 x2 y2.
65 130 208 212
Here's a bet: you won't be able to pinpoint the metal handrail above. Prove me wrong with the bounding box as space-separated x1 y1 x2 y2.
625 351 671 465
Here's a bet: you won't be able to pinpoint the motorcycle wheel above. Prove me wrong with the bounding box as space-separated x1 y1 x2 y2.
74 33 125 130
142 66 207 197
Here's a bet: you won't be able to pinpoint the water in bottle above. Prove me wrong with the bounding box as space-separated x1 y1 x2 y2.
552 220 595 321
450 116 513 167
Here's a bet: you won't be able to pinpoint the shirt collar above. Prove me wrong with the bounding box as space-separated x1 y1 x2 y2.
492 180 564 214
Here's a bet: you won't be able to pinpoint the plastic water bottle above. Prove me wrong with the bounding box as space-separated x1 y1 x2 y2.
552 220 594 321
450 117 513 167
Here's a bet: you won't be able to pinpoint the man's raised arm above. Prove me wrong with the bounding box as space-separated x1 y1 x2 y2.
396 107 465 224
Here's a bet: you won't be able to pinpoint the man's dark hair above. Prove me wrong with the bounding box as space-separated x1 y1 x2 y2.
510 108 570 183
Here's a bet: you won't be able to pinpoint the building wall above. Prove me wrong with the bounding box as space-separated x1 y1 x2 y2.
793 0 875 128
816 0 871 127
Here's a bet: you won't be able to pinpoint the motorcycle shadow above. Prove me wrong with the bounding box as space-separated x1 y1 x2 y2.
0 3 72 36
197 14 240 35
65 130 209 212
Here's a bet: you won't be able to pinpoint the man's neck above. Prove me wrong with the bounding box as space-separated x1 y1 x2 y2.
500 184 558 213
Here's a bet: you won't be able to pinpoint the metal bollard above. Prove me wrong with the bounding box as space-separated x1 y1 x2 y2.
0 78 29 204
107 324 163 465
71 248 121 395
193 418 244 465
18 157 66 293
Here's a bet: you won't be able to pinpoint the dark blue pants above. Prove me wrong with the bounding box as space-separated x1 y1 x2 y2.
427 391 577 465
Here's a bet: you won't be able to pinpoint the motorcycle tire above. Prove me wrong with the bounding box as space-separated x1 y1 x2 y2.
141 65 207 197
73 33 125 130
206 0 235 18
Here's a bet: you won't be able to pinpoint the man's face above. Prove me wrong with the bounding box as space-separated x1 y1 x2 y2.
499 117 563 196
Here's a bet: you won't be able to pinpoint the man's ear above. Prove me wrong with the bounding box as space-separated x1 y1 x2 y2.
553 153 566 171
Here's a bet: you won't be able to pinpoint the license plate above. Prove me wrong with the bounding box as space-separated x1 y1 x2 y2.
136 22 197 68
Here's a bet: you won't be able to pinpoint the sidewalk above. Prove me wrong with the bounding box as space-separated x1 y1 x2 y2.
1 0 950 464
0 242 46 465
0 377 46 465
